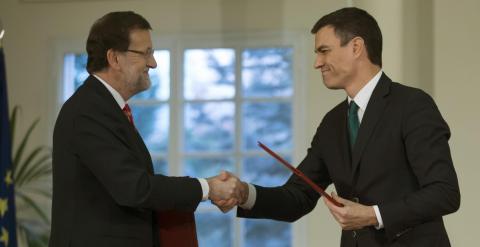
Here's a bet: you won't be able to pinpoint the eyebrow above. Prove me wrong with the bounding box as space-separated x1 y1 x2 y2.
314 45 330 53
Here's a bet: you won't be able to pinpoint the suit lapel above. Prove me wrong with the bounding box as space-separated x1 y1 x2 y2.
351 73 391 173
86 76 154 174
126 124 154 175
113 104 153 174
336 100 354 179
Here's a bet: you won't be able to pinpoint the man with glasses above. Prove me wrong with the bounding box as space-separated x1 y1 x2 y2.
50 11 243 247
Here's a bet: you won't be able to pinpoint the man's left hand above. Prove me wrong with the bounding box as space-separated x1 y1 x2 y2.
323 192 378 230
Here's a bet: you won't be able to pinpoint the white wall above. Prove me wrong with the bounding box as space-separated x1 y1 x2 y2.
0 0 343 152
433 0 480 245
1 0 478 246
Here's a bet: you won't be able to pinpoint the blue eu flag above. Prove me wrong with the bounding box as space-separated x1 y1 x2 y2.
0 47 18 247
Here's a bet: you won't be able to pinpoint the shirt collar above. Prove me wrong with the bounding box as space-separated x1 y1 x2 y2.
92 74 126 109
347 70 383 111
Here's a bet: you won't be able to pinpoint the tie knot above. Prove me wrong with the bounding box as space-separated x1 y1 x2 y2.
348 101 360 148
123 103 132 114
349 101 359 115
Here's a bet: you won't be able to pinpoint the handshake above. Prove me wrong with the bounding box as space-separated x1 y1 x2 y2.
206 171 248 213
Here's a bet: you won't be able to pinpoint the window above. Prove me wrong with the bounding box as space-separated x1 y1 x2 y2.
61 35 302 247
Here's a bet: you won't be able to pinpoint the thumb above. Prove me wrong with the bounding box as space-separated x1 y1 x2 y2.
218 170 230 181
331 192 350 205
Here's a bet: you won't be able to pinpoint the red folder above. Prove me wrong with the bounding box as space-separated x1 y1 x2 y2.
258 141 344 207
157 211 198 247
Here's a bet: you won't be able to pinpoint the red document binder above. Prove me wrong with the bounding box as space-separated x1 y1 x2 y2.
157 211 198 247
258 141 344 207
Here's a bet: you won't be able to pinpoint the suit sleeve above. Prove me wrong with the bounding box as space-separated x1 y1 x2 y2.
238 125 331 222
379 90 460 239
72 113 203 211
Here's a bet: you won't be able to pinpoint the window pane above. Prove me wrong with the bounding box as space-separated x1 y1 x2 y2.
184 157 235 178
244 219 291 247
242 156 291 187
152 158 168 175
242 48 293 98
130 104 169 153
184 49 235 100
242 156 292 247
196 212 233 247
132 50 170 100
242 102 292 150
184 102 234 152
63 53 88 101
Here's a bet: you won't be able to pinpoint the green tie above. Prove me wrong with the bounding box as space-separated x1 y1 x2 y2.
348 101 360 148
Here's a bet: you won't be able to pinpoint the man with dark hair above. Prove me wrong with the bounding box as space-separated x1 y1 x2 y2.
85 11 153 74
50 11 242 247
217 7 460 246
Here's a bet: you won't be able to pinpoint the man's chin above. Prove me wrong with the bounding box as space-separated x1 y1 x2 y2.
141 79 152 90
133 79 151 95
322 81 342 90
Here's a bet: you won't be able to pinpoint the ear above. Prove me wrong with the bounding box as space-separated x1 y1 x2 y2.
350 37 365 59
106 49 121 70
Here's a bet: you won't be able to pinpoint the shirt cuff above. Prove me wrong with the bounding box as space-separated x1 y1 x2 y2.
198 178 209 201
373 205 384 229
239 183 257 209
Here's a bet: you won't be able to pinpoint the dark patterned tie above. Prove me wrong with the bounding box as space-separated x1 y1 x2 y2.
122 103 135 127
348 101 360 148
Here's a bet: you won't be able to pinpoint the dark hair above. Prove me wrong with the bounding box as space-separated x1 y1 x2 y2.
311 7 382 67
86 11 152 73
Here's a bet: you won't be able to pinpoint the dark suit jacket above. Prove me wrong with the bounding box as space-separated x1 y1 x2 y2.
50 76 203 247
238 73 460 247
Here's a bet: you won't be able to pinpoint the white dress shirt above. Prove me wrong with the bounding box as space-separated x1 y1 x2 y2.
347 70 384 229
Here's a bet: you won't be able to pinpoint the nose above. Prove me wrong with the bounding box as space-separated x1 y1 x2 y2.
147 54 157 69
314 54 324 70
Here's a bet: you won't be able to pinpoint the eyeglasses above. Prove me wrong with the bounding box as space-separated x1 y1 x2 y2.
125 48 154 59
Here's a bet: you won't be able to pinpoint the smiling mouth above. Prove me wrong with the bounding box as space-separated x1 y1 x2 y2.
320 66 330 73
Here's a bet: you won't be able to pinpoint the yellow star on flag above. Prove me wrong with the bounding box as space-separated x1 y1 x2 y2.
0 198 7 218
0 227 8 247
4 170 12 186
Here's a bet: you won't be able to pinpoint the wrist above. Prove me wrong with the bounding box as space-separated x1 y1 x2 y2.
206 177 214 199
239 182 249 205
369 206 379 226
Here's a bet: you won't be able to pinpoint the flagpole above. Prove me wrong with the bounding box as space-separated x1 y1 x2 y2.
0 18 4 48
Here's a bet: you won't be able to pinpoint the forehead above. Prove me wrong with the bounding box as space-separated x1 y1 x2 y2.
128 29 152 47
314 25 341 47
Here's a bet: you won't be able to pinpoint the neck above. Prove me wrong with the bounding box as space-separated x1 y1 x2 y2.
94 70 131 101
344 64 381 99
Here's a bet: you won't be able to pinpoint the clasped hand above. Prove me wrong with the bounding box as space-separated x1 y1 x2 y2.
207 171 248 213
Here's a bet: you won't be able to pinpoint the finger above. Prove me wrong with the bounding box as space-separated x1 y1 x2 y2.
324 201 343 225
223 198 238 207
323 195 335 209
219 198 237 213
220 205 235 213
214 199 228 206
